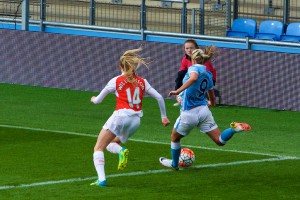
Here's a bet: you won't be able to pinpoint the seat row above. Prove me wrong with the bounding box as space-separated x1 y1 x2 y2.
226 18 300 42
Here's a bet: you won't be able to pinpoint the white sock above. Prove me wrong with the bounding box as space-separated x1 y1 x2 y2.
171 141 181 149
218 135 226 145
93 151 106 182
106 142 122 154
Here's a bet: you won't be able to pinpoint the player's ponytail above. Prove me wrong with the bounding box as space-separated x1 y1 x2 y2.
191 49 209 64
119 47 149 84
204 45 217 62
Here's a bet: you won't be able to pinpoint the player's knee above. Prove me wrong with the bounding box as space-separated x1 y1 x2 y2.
171 133 183 142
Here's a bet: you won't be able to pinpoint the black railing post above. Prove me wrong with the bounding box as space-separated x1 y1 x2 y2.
140 0 146 40
233 0 238 20
40 0 46 31
181 0 187 33
199 0 204 35
283 0 290 25
89 0 95 25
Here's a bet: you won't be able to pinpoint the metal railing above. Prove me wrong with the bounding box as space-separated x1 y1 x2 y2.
0 0 299 36
0 0 299 51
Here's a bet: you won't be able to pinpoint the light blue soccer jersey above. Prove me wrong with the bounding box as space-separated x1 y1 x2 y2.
180 64 214 110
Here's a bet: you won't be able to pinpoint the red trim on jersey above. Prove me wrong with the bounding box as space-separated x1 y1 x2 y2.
179 55 193 71
115 75 145 111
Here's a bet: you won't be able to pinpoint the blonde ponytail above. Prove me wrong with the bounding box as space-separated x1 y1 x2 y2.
119 47 149 84
191 49 209 64
204 45 217 62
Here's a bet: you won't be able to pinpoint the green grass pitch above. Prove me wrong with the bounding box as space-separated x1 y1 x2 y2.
0 83 299 200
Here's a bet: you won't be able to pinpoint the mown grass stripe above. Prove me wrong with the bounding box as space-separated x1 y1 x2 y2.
1 124 297 159
0 157 295 191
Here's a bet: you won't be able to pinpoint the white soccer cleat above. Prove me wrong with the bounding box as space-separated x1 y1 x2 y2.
159 157 179 170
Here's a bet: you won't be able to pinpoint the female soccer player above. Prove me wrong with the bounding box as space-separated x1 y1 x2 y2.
159 49 251 170
90 47 170 186
173 39 198 106
174 39 199 91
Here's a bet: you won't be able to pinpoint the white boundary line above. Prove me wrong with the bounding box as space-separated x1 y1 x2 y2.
0 156 297 190
1 124 298 159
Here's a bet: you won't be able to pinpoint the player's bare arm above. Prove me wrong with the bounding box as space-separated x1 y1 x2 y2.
168 72 198 97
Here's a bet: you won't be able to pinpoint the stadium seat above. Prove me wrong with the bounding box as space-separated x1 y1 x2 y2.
226 18 257 38
280 22 300 42
255 20 284 41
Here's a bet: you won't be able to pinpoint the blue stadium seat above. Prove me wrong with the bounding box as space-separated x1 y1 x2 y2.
226 18 257 38
280 22 300 42
255 20 284 41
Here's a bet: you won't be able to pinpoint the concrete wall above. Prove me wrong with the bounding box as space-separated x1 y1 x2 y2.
1 29 299 111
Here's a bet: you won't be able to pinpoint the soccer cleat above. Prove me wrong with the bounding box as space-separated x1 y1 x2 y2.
118 148 129 170
230 122 251 132
159 157 179 171
173 102 179 106
90 180 107 187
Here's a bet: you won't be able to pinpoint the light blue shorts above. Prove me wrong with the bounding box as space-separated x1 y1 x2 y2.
174 105 218 136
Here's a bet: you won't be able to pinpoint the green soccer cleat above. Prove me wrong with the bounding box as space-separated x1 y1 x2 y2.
90 180 107 187
230 122 251 132
118 148 129 170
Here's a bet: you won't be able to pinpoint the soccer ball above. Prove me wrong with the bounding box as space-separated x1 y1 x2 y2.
179 148 195 168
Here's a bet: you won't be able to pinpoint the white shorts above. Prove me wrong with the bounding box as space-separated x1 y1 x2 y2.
103 110 141 143
174 105 218 136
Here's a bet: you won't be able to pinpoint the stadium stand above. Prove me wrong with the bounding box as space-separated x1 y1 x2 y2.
254 20 284 41
280 22 300 42
226 18 257 38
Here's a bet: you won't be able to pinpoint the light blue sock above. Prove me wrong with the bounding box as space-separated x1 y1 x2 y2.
220 128 236 144
171 142 181 168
